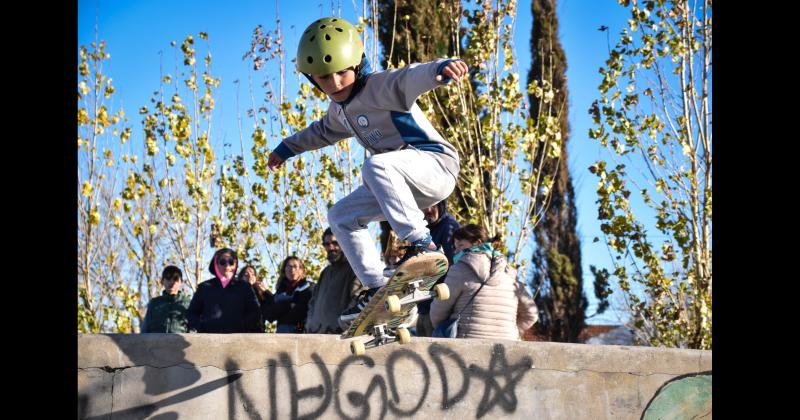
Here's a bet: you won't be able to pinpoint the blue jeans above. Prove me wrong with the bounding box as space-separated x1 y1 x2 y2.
276 324 298 333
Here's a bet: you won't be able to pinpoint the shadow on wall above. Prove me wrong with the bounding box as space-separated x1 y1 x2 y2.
81 373 243 420
149 413 180 420
78 334 241 419
111 333 202 395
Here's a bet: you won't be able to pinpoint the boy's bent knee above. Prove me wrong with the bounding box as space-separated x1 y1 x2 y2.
361 154 390 180
327 201 360 231
327 203 346 228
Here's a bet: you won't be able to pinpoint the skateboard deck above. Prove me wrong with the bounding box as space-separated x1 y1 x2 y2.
342 252 449 354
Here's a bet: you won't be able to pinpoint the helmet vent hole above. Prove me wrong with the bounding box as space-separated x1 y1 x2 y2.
324 55 332 63
309 35 315 42
307 56 314 64
332 18 338 21
320 25 327 29
325 34 331 41
335 27 343 32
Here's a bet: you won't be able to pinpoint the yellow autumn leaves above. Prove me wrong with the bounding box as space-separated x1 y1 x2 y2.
77 103 127 137
82 181 93 197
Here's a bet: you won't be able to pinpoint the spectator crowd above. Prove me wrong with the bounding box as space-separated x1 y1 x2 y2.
142 204 538 340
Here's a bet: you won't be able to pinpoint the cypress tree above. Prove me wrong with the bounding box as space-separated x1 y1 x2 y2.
527 0 588 342
376 0 459 67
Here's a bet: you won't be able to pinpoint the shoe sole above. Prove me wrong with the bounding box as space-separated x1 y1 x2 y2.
383 247 443 278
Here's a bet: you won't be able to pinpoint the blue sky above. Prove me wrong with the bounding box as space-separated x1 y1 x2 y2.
78 0 636 325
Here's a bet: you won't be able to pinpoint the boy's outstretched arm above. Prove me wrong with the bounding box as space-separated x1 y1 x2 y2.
435 60 469 83
267 109 352 172
360 58 470 111
267 152 285 172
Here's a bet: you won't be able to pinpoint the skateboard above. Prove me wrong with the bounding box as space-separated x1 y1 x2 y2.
342 252 450 355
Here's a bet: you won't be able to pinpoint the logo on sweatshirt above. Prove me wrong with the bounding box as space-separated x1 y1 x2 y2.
363 129 383 146
357 115 369 128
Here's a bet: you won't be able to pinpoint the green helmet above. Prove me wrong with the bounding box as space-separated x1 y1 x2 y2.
296 17 364 76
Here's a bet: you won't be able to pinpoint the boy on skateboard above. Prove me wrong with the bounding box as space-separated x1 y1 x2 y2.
267 17 467 327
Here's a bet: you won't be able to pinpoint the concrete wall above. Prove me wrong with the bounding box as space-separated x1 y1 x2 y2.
78 334 711 420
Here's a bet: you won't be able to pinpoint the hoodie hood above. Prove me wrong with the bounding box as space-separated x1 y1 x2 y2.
458 250 515 287
427 200 450 228
208 248 238 286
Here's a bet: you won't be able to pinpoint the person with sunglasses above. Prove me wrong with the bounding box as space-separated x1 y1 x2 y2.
186 248 263 333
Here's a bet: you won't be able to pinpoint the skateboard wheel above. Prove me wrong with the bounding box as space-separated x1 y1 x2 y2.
433 283 450 300
350 340 366 356
385 295 402 314
396 327 411 344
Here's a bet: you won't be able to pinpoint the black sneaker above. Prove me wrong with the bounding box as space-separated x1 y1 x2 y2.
382 242 442 278
338 286 381 328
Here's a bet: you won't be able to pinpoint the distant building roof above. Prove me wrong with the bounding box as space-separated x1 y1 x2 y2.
522 324 635 345
578 325 619 342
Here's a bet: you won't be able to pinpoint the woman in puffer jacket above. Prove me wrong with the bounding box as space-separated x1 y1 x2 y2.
429 224 539 340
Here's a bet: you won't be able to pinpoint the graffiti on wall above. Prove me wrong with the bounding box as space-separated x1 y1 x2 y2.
260 343 533 419
641 371 712 420
79 342 533 420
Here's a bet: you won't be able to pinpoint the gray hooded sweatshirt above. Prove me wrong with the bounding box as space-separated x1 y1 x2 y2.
273 59 461 178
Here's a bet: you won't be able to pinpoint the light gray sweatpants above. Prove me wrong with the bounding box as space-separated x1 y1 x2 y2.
327 148 456 289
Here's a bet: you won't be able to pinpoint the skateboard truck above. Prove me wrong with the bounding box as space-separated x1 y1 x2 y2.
384 279 450 314
350 323 412 356
342 252 449 355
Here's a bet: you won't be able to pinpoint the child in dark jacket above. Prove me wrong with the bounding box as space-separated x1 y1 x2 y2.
141 265 191 333
261 256 315 333
186 248 263 333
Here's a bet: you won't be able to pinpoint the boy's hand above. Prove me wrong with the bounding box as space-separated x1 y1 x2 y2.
267 152 285 171
436 60 469 83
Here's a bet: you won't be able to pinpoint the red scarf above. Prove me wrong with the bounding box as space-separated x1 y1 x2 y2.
284 278 303 294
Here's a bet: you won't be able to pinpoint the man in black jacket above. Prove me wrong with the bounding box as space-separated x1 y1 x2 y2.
187 248 263 333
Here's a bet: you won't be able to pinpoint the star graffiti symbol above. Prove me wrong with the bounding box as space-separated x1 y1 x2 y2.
469 344 533 419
